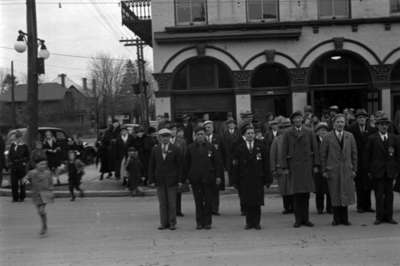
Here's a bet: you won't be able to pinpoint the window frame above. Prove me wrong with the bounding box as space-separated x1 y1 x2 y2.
174 0 208 26
390 0 400 14
318 0 351 20
246 0 280 23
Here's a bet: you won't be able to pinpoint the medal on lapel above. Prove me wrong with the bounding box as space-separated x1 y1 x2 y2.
388 146 394 157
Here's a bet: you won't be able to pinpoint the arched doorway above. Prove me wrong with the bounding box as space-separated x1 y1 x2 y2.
171 56 235 124
308 51 376 116
391 61 400 120
250 63 291 122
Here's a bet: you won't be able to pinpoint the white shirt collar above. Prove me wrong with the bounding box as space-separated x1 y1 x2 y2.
379 132 388 139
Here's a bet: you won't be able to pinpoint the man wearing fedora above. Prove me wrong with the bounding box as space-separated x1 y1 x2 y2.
8 130 30 202
364 114 399 225
282 111 319 228
148 128 183 230
347 109 377 213
320 114 357 226
270 118 294 214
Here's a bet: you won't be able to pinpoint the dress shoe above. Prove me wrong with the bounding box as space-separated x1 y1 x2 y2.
331 220 339 226
196 225 203 230
357 208 365 213
203 225 211 230
158 226 168 230
254 225 262 230
169 225 176 230
342 221 351 226
374 220 382 225
177 212 184 217
365 208 375 213
212 212 220 216
282 210 291 215
39 227 47 237
79 190 85 198
303 221 314 227
293 222 301 228
317 210 323 215
240 212 246 216
70 196 76 202
386 219 398 225
244 225 251 230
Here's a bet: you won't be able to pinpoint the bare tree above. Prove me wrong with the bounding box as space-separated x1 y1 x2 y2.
88 53 125 126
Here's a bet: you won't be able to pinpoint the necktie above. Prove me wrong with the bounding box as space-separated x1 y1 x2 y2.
248 141 253 153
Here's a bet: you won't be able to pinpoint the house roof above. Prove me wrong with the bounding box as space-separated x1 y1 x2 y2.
0 82 68 102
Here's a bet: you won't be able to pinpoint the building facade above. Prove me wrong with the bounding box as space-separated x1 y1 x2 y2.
122 0 400 123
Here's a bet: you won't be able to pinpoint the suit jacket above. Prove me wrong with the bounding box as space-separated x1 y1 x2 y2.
184 141 222 185
9 143 30 169
234 139 271 206
364 132 400 179
207 133 225 189
347 122 377 172
222 128 240 170
148 144 183 187
264 130 280 148
116 134 135 160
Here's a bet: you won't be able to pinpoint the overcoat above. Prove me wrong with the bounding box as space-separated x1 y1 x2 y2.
234 140 271 206
208 134 225 190
281 127 319 193
270 134 293 195
320 131 357 206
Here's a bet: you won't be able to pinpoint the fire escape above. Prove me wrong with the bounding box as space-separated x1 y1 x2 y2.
121 0 152 47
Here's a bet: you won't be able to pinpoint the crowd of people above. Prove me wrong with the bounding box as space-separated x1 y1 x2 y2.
2 105 400 236
95 105 400 230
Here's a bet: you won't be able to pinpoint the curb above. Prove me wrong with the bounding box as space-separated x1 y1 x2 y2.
0 185 279 198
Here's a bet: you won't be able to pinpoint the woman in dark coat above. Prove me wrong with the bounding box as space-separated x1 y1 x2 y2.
234 123 272 230
100 121 121 179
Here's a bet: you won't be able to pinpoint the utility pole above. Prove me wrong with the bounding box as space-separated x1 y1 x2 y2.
119 38 150 129
10 61 17 129
26 0 39 149
92 79 99 137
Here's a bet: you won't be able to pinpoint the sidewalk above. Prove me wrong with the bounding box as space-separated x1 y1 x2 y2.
0 164 278 198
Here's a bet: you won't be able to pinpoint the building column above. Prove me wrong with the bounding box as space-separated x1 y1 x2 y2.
153 73 173 119
232 70 252 123
381 88 391 120
289 68 308 113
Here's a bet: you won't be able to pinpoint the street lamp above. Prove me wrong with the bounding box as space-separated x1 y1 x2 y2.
13 28 50 148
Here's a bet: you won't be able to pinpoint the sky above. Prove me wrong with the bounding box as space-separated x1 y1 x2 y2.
0 0 153 86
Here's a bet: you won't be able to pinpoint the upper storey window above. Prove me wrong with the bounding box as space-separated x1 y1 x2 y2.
247 0 279 22
318 0 350 19
175 0 207 25
391 0 400 13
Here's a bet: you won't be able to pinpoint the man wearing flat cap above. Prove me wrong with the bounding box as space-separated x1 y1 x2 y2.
184 126 223 229
364 114 400 225
148 128 183 230
8 130 30 202
282 111 319 228
265 118 280 148
347 109 377 213
321 114 357 226
203 120 225 215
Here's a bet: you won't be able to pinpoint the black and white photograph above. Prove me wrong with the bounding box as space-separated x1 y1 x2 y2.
0 0 400 265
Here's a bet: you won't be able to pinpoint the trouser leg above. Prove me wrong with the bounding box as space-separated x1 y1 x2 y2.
176 192 182 214
204 183 213 226
373 180 385 221
11 170 19 201
326 193 332 213
18 178 26 200
355 178 363 210
211 184 219 213
332 207 340 223
167 186 177 226
383 178 394 221
315 192 324 212
157 186 169 227
192 184 204 226
293 193 303 224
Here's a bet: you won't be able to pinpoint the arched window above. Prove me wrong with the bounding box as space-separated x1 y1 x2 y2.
173 57 234 90
309 53 370 85
251 63 289 87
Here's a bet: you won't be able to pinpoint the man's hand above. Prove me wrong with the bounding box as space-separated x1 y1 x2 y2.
313 167 319 174
178 182 182 188
216 178 222 185
282 168 289 175
322 172 328 178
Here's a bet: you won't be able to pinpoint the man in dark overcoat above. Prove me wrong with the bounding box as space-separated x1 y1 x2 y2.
184 126 222 230
222 118 240 187
148 128 183 230
204 120 225 215
8 130 30 202
282 111 319 228
134 126 156 185
234 122 272 229
347 109 377 213
181 114 193 144
364 114 399 225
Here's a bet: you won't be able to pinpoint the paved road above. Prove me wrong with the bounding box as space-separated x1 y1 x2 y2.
1 193 399 266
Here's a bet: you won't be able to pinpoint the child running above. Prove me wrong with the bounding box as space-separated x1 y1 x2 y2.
23 156 54 237
65 150 85 201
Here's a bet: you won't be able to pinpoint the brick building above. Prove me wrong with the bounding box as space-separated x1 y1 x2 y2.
122 0 400 123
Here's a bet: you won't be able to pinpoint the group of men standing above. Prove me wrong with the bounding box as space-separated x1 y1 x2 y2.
148 107 399 230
